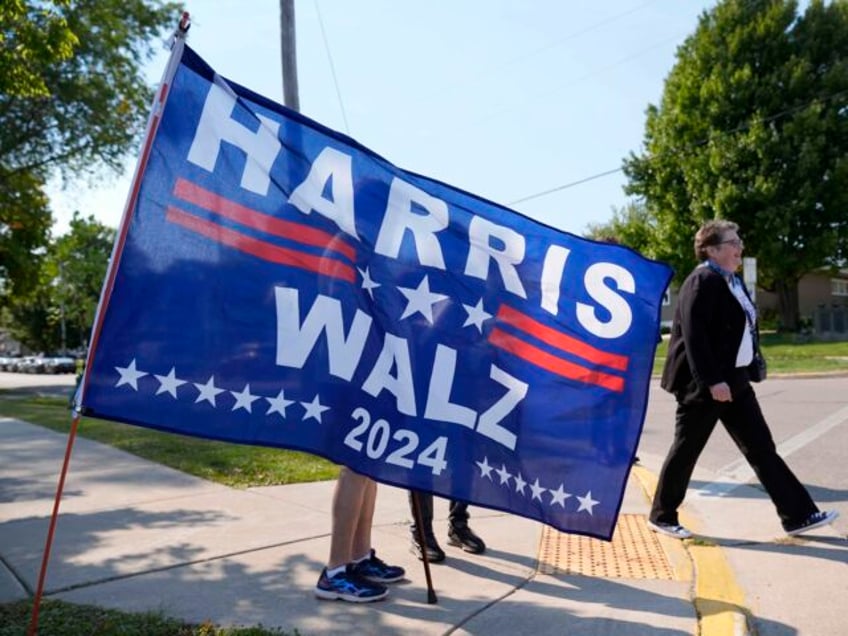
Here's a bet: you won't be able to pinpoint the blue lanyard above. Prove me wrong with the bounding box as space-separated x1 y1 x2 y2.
702 259 734 282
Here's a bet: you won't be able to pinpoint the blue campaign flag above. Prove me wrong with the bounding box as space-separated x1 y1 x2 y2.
78 40 672 540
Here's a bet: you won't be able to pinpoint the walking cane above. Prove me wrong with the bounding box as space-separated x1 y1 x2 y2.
410 491 438 604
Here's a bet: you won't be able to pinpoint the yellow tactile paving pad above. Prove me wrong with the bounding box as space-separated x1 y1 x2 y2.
537 514 675 580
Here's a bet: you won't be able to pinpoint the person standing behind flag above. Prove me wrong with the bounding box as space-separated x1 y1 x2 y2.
408 492 486 562
315 467 405 602
648 219 838 539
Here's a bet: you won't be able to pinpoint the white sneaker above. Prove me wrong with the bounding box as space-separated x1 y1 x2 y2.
648 519 693 539
785 510 839 537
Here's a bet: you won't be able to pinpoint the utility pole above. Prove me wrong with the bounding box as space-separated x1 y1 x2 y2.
280 0 300 112
58 261 67 354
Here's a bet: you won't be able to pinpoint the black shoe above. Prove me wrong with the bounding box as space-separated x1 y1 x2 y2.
410 533 446 562
447 524 486 554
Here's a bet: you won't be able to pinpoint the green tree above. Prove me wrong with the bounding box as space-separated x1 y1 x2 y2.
624 0 848 331
6 213 114 352
0 0 180 300
584 201 658 257
0 1 77 98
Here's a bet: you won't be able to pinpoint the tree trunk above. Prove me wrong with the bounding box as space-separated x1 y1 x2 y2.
775 277 801 332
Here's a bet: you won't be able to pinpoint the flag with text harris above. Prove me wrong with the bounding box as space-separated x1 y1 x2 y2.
79 43 672 540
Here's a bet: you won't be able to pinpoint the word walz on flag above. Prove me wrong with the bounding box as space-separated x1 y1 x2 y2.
78 42 672 540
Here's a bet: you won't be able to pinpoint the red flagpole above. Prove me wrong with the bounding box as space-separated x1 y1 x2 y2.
27 413 81 635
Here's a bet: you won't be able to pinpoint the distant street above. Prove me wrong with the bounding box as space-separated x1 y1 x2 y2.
0 371 77 397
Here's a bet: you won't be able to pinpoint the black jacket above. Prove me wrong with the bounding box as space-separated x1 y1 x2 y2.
661 265 755 400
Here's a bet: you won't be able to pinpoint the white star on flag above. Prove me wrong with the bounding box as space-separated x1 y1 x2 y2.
115 359 147 390
577 491 600 514
194 375 224 406
514 472 527 495
266 389 294 418
548 484 572 507
398 274 449 323
475 457 494 480
530 478 546 501
462 298 492 333
153 367 185 398
496 464 512 485
231 383 259 413
358 266 380 299
301 394 330 423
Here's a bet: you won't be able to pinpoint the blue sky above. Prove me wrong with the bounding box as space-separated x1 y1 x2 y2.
49 0 718 236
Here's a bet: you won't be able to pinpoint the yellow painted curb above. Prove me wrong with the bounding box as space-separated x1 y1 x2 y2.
689 542 749 636
629 465 751 636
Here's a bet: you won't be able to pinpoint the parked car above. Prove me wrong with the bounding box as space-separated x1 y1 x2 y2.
43 354 77 374
14 356 45 373
0 355 21 371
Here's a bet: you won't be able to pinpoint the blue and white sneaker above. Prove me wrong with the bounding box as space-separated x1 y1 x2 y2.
785 510 839 537
647 519 693 539
314 564 388 602
352 549 406 583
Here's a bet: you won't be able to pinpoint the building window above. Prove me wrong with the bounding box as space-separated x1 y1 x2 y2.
832 279 848 297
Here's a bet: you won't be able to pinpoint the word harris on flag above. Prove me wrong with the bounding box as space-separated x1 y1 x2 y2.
78 41 672 541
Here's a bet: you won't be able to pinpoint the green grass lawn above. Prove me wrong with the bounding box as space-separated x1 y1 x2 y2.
652 332 848 376
0 599 295 636
0 394 339 488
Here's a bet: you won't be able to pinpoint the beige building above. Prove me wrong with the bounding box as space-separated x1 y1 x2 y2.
660 268 848 338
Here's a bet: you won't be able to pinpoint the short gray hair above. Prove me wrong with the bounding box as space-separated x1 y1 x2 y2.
694 220 738 261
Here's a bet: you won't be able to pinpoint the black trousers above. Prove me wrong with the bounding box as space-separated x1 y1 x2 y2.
408 491 469 535
650 375 817 530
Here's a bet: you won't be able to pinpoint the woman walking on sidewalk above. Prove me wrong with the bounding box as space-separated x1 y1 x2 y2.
648 219 838 539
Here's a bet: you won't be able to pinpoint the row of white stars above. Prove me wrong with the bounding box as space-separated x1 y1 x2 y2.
359 269 492 332
117 360 600 515
475 456 600 515
115 359 331 422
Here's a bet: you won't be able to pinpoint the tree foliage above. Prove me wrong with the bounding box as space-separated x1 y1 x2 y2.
0 0 180 299
584 202 658 257
5 213 115 353
0 1 77 98
623 0 848 330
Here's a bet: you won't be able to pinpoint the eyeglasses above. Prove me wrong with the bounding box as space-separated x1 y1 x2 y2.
718 238 744 248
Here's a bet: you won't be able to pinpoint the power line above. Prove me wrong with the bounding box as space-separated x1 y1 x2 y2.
509 167 623 205
509 87 848 206
314 0 350 134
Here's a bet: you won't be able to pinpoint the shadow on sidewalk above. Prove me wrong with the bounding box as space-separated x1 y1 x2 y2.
691 532 847 567
0 476 83 504
0 501 735 635
697 598 797 636
690 479 848 504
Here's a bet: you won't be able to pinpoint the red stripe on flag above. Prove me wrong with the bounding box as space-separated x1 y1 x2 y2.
489 328 625 393
166 205 356 283
497 305 629 372
173 178 357 262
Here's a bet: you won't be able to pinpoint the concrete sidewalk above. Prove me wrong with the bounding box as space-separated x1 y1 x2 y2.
1 415 845 635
